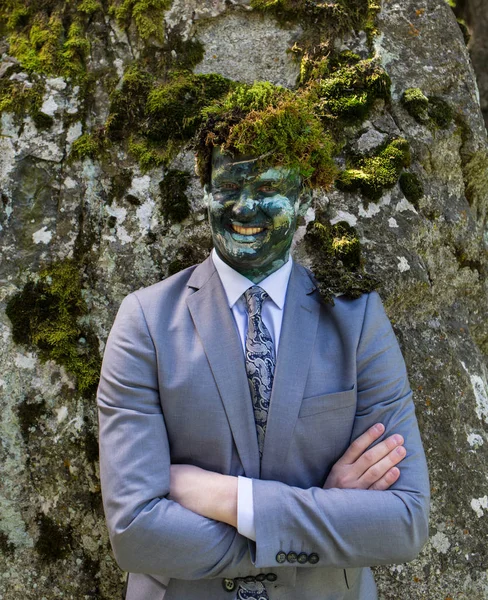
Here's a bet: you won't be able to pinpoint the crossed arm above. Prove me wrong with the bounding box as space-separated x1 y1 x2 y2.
169 423 407 529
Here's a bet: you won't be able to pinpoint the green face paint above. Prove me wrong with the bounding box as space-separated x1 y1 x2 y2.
208 149 303 283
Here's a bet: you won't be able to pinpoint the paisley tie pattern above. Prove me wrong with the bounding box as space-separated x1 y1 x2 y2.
239 286 274 600
244 286 276 460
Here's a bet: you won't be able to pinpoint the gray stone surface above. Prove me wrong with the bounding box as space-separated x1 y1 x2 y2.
0 1 487 598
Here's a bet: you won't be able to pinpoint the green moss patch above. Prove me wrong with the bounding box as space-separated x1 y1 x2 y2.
463 149 488 217
159 170 191 222
109 0 171 41
5 260 101 396
399 172 424 207
70 131 106 161
336 138 411 201
304 219 377 304
402 88 454 129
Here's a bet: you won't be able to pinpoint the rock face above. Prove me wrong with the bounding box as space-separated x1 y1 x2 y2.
0 1 487 598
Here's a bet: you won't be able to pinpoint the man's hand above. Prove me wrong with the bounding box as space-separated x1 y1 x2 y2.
169 464 238 527
323 423 406 490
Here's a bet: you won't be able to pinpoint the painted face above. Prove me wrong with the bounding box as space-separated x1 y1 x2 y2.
207 150 303 281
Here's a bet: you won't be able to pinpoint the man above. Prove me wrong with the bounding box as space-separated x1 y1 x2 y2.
97 148 430 600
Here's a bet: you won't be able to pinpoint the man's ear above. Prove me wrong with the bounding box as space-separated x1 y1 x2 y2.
298 188 312 217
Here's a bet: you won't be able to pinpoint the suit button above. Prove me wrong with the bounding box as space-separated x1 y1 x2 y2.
287 551 297 563
297 552 308 564
276 551 286 563
222 578 236 592
266 573 277 582
244 576 255 583
256 574 266 582
308 553 319 564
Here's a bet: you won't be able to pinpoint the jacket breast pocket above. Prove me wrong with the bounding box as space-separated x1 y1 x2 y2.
298 385 356 418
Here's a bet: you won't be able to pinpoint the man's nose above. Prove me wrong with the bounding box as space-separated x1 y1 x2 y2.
231 191 258 221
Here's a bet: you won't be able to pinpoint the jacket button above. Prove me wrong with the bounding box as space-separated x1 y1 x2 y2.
266 573 277 582
287 551 297 563
244 576 255 583
276 551 287 563
256 574 266 582
297 552 308 564
308 553 319 564
222 578 236 592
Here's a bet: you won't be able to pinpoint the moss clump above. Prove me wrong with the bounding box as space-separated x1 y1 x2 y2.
159 170 191 222
4 9 90 79
305 54 390 124
5 260 101 396
162 34 205 72
0 73 53 129
70 131 106 160
196 81 338 188
428 96 454 129
402 88 454 129
399 172 424 207
336 137 411 201
250 0 380 39
402 88 429 121
36 514 73 561
109 0 171 41
304 219 377 304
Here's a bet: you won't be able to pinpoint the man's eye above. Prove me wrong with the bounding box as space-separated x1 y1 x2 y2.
259 185 278 193
218 183 239 191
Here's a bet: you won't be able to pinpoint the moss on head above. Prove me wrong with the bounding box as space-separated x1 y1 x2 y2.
336 137 411 201
5 260 101 396
304 218 377 304
196 81 338 189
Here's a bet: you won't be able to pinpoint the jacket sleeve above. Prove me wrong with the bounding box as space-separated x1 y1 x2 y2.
251 291 430 569
97 293 259 580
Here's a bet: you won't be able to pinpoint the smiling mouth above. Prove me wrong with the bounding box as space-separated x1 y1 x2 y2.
231 224 266 235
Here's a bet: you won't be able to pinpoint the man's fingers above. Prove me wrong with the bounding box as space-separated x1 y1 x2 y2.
368 467 401 491
354 433 404 474
339 423 385 464
359 445 406 488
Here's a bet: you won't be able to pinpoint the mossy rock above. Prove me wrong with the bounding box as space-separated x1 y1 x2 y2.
399 172 424 207
336 137 411 201
5 260 101 396
159 169 192 223
304 218 377 304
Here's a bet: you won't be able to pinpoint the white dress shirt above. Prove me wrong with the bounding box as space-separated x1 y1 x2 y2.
211 248 293 542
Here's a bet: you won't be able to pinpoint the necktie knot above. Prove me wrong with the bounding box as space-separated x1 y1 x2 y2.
244 286 268 317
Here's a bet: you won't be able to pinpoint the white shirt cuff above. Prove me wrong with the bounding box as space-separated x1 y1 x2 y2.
237 476 256 541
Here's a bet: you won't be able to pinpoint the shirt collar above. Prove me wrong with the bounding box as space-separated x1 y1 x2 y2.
211 248 292 310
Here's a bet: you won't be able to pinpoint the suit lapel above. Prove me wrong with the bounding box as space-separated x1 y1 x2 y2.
260 263 320 481
186 258 261 479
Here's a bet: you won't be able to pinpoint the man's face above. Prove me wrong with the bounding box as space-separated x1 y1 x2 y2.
207 149 303 278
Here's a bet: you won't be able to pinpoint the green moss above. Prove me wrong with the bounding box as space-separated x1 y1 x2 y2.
304 218 377 304
128 136 169 171
70 131 106 161
109 169 133 202
159 169 191 222
17 398 46 442
196 81 338 188
78 0 102 15
162 34 205 72
428 96 454 129
250 0 380 39
399 172 424 207
311 56 391 123
402 89 454 129
336 137 411 201
109 0 171 41
35 514 73 561
5 260 101 397
106 65 154 140
0 72 52 129
401 87 429 121
463 149 488 214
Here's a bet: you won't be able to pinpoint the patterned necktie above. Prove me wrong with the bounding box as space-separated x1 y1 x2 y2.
244 286 276 461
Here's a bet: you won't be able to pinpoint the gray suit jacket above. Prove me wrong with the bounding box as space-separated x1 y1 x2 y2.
97 257 430 600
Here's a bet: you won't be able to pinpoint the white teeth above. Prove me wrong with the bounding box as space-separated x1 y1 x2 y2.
232 225 265 235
